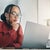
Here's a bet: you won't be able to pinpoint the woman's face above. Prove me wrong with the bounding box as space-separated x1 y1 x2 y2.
5 6 20 24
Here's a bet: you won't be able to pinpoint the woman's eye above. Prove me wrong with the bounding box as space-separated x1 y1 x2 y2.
10 12 20 17
12 12 16 16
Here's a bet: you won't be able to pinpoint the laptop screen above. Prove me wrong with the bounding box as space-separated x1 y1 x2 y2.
22 21 50 48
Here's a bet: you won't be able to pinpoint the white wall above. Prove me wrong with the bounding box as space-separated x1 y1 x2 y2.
18 0 37 32
38 0 50 26
18 0 50 33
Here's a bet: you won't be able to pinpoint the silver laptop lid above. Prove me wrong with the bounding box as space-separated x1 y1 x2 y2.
22 21 50 48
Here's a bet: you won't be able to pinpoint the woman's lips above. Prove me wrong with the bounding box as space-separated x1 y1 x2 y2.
13 20 19 23
14 20 17 22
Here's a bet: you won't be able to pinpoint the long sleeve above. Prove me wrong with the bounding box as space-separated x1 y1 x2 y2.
0 21 3 47
0 21 3 32
13 25 24 48
0 21 24 48
0 21 13 47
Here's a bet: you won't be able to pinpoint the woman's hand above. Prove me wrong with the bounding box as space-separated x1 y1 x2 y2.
11 22 19 31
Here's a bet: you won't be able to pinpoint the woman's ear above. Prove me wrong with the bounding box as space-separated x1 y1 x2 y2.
5 13 9 21
5 13 9 18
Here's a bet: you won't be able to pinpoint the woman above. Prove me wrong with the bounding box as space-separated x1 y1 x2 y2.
0 4 23 48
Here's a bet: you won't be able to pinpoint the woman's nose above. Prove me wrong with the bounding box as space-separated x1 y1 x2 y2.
14 16 18 20
15 16 18 19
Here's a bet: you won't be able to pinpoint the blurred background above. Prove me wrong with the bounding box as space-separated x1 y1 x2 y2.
0 0 50 33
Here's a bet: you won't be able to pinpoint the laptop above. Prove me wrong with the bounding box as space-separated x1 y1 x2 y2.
22 21 50 49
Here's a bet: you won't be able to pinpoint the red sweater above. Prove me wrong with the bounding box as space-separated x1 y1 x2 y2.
0 21 23 48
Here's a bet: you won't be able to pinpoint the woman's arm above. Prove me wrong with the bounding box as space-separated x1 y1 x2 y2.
0 21 4 47
13 25 24 48
0 21 3 32
11 21 24 48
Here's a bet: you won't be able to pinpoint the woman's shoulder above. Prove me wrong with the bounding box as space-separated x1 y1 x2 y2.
0 19 4 32
0 19 4 25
